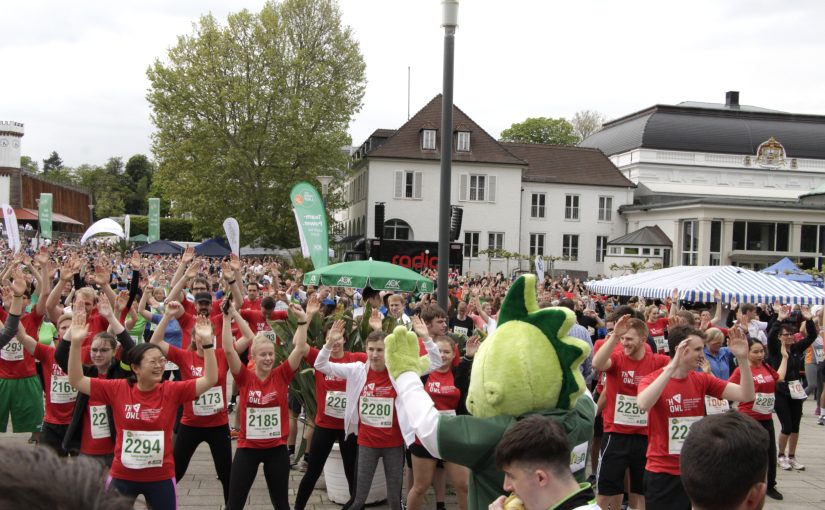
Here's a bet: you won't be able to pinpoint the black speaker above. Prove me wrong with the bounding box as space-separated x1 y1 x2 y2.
450 206 463 242
374 202 385 238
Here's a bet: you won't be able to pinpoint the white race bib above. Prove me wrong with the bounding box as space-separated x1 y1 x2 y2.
121 430 164 469
614 394 647 427
193 386 224 416
164 360 179 372
752 392 775 415
789 380 807 400
668 416 702 455
653 336 669 353
453 326 468 337
359 396 394 428
50 374 78 404
89 405 111 439
324 390 347 419
704 395 730 415
569 442 588 473
246 407 281 439
437 409 457 416
1 339 24 361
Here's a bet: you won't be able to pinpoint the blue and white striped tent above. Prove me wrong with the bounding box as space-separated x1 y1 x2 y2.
585 265 825 305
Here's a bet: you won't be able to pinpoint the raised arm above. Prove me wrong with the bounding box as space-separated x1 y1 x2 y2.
136 284 154 321
0 275 26 350
668 289 680 318
720 327 755 402
593 315 630 372
46 257 78 323
230 305 256 353
93 258 117 309
411 315 443 374
148 302 178 356
710 289 724 327
168 261 199 303
286 296 316 371
777 342 789 382
192 316 218 396
222 306 244 375
169 246 194 291
67 302 92 395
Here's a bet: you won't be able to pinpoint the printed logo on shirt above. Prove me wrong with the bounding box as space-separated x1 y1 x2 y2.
248 390 278 405
754 374 766 384
122 404 160 421
428 381 442 393
621 370 638 385
124 404 142 420
665 393 702 413
189 366 203 377
364 383 376 395
248 390 262 404
52 363 66 376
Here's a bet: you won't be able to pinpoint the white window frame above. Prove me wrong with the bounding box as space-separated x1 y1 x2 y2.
598 196 613 221
530 193 546 219
562 234 579 261
456 131 470 152
682 220 698 266
464 231 480 258
565 194 580 220
529 233 545 256
596 235 608 262
459 173 497 203
488 232 504 257
394 170 423 200
422 129 437 150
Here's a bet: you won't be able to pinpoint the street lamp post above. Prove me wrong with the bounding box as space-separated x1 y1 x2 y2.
317 175 333 198
438 0 458 310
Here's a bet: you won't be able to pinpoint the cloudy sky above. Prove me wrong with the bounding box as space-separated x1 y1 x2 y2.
3 0 825 168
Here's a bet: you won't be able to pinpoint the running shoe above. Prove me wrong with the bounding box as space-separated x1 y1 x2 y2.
766 487 783 500
777 456 791 470
294 459 309 472
789 457 805 470
818 415 825 426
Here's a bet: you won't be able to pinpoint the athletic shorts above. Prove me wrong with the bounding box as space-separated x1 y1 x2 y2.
288 394 302 414
597 432 647 496
405 446 444 468
644 470 690 510
0 376 45 433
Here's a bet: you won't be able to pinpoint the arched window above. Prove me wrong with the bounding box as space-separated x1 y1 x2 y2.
384 219 413 240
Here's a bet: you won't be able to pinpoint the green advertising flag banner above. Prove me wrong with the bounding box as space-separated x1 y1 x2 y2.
290 182 329 269
148 198 160 242
38 193 53 239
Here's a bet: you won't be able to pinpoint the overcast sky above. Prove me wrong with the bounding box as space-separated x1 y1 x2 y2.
3 0 825 168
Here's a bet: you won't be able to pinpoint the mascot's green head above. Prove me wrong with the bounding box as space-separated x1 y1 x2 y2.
465 274 590 418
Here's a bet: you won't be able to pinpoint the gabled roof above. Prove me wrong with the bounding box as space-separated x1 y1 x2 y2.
607 225 672 247
502 143 635 188
365 95 526 166
580 102 825 159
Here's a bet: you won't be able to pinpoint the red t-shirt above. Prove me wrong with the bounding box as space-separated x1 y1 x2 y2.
166 346 230 428
235 360 296 449
730 363 778 421
305 347 367 429
646 318 670 354
81 310 111 365
90 378 197 482
0 309 44 378
357 368 403 448
241 298 262 311
602 349 670 435
81 372 115 455
182 298 222 318
638 369 727 475
34 343 77 425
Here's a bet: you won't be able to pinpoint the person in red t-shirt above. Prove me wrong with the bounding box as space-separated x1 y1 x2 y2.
729 337 788 501
224 298 312 510
294 318 368 510
149 301 237 504
645 305 670 354
637 325 754 510
67 301 218 510
241 282 262 311
406 335 475 510
592 315 670 510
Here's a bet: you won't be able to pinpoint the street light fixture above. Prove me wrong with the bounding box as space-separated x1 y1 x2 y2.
317 175 333 198
437 0 458 310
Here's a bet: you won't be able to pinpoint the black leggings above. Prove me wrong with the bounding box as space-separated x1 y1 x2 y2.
774 391 804 434
110 477 177 510
39 421 70 457
757 418 777 488
227 445 290 510
174 423 232 503
294 426 358 510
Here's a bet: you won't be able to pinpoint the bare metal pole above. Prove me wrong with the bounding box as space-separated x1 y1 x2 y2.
437 0 458 310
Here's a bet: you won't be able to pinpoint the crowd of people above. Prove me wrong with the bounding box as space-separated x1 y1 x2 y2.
0 240 816 510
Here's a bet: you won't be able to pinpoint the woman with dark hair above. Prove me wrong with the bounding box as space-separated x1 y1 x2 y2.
730 336 788 500
67 301 217 510
767 304 818 471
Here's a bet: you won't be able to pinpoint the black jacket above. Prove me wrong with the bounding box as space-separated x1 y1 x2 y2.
54 330 136 453
767 318 816 396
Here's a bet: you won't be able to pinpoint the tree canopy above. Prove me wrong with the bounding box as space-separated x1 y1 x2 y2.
499 117 579 145
146 0 366 247
572 110 607 140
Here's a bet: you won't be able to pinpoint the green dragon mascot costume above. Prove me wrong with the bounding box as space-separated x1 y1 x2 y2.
385 274 596 510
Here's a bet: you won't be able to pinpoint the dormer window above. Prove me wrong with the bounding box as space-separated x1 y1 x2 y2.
422 129 437 150
456 131 470 152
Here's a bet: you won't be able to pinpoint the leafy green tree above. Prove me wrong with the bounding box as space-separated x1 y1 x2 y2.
499 117 579 145
75 163 126 219
42 151 64 175
20 156 38 173
124 155 155 214
147 0 366 247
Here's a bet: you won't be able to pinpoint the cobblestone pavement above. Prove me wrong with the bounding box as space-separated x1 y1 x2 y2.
4 406 825 508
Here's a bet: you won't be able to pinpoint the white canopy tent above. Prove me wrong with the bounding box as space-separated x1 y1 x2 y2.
585 265 825 305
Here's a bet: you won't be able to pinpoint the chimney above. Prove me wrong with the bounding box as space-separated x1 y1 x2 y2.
725 91 740 109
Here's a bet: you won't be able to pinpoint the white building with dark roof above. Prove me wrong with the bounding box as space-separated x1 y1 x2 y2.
580 91 825 271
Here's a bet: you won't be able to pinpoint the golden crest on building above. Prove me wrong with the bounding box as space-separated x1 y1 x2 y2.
755 136 786 169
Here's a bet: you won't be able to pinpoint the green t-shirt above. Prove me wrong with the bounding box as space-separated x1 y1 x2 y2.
38 322 57 346
128 315 148 343
437 397 596 510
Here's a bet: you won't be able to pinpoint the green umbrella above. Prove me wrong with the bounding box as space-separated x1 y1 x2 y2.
303 258 434 293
